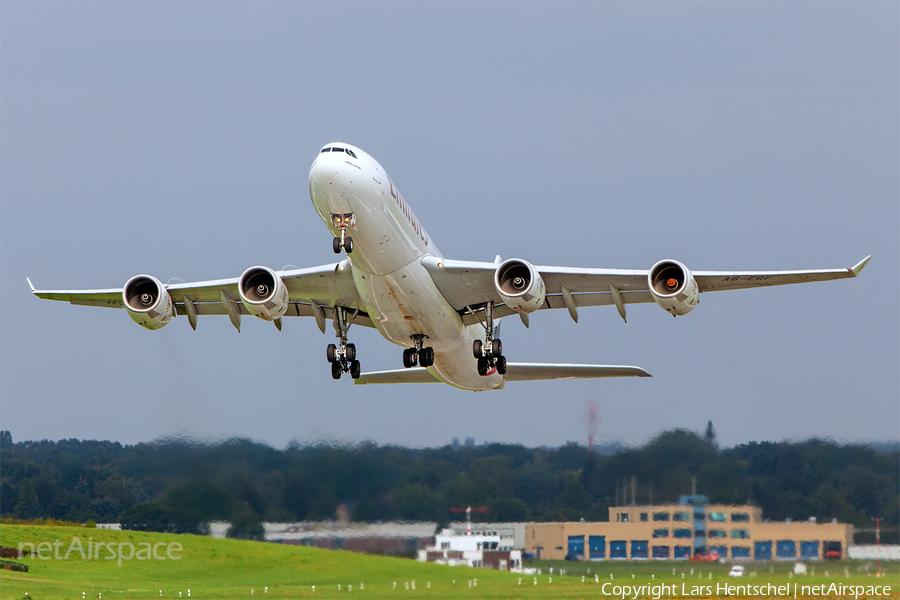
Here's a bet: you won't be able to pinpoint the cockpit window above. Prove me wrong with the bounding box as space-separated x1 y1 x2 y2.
320 146 356 158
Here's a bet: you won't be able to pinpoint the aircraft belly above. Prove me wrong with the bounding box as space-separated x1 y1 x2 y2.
353 261 503 391
428 349 505 392
354 261 461 348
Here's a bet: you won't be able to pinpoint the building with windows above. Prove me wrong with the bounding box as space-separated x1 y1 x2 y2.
526 498 852 562
418 528 523 571
447 522 525 551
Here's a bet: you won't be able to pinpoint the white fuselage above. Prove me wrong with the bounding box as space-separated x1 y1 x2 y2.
308 143 503 391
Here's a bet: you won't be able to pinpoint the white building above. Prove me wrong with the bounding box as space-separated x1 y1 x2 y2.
447 522 525 550
418 528 522 571
848 545 900 561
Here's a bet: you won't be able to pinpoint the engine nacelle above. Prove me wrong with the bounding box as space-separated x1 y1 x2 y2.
648 259 699 316
239 266 289 321
494 258 546 314
122 275 174 330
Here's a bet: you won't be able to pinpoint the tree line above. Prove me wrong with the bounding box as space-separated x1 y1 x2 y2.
1 429 896 541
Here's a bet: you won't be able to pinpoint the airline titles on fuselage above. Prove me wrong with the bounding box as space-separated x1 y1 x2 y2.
389 177 429 247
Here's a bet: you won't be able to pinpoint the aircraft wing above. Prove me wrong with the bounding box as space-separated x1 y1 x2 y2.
28 262 374 331
421 255 871 324
354 363 652 385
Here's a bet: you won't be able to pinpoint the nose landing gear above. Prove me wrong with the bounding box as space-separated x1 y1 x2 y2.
326 306 361 380
473 302 507 376
331 213 354 254
402 334 435 368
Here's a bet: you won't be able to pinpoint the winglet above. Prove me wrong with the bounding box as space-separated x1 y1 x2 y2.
26 277 36 293
850 255 871 276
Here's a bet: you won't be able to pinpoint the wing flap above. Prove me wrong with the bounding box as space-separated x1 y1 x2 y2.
460 291 655 325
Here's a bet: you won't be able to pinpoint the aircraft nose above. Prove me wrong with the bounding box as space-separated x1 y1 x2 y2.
309 145 370 217
309 148 365 194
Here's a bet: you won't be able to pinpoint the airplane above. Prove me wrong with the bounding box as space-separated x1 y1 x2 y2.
29 143 870 391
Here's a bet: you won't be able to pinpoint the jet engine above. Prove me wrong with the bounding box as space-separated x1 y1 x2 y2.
123 275 174 330
494 258 546 313
239 266 289 321
648 259 699 316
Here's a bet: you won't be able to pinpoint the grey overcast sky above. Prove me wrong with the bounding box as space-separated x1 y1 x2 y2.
1 2 897 450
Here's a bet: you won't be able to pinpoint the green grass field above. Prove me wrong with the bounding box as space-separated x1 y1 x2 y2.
1 524 897 599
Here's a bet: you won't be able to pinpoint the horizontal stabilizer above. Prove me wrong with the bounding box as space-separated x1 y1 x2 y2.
354 368 439 384
354 363 650 385
502 362 651 381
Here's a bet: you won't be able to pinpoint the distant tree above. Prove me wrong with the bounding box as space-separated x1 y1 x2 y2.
74 476 90 495
227 502 265 541
557 478 591 519
164 505 209 535
389 483 442 521
2 432 896 531
119 502 170 532
282 476 312 521
550 441 590 472
13 479 43 520
160 480 231 521
704 421 718 448
580 452 601 496
89 498 120 521
352 495 391 522
490 497 528 522
307 483 338 520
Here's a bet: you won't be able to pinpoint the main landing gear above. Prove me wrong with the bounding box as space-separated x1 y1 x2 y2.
474 302 507 376
326 306 361 380
402 334 435 369
331 213 354 254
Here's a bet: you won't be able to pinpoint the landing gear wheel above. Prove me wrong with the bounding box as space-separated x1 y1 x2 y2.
333 237 342 254
492 339 502 357
420 347 435 367
472 339 483 359
402 348 417 368
344 236 353 253
326 344 337 363
345 343 356 362
477 356 490 376
496 355 507 375
331 361 343 380
349 360 361 379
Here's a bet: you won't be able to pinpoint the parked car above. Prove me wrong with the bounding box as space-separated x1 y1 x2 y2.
689 551 719 562
729 565 745 577
824 541 842 560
